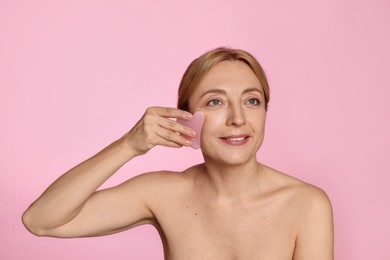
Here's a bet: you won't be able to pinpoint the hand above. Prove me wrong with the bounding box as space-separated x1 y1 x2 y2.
122 106 196 155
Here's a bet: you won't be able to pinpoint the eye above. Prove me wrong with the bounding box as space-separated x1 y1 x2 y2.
246 98 261 106
207 99 223 107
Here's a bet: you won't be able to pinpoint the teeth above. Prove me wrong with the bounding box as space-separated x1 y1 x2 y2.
227 137 245 141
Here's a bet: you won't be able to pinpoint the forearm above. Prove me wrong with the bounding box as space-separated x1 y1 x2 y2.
22 136 138 234
22 107 194 236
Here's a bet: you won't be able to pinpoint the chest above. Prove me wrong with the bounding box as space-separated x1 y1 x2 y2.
155 198 297 260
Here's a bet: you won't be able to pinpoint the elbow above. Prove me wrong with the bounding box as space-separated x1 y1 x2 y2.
21 210 47 237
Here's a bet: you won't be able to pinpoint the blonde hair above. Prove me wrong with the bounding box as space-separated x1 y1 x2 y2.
177 47 270 112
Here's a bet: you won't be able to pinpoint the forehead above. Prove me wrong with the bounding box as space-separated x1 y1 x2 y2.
195 60 262 94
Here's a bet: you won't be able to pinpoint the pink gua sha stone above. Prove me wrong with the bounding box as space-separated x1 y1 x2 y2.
177 111 205 149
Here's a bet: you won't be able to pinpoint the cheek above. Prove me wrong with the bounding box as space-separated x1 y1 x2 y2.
202 111 226 129
199 112 224 143
248 112 266 132
256 116 267 136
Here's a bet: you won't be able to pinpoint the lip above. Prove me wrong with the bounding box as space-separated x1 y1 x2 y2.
220 134 250 146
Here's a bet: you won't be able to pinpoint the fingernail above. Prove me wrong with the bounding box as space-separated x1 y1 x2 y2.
185 113 193 119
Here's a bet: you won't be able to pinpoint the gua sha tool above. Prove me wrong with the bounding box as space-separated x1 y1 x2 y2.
177 111 205 149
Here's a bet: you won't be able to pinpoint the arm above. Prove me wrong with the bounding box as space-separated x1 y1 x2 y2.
293 188 334 260
22 107 195 238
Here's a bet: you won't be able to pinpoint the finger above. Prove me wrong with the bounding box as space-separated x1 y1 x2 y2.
158 118 196 137
150 106 193 120
153 132 185 148
157 139 184 148
156 128 192 147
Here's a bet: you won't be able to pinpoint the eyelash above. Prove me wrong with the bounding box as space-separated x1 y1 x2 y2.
207 99 223 107
246 98 261 106
206 98 261 107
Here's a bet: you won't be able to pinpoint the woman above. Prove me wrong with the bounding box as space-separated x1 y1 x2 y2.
22 47 334 259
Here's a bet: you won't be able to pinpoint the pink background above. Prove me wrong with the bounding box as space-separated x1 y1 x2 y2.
1 0 389 259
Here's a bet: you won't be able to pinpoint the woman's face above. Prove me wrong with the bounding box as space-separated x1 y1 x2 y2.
188 60 266 165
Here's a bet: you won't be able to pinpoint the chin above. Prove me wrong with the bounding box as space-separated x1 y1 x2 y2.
202 150 257 166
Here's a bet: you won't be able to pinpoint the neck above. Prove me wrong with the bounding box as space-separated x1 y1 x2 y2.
200 156 263 201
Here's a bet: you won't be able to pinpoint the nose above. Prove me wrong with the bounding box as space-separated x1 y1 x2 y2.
226 104 246 126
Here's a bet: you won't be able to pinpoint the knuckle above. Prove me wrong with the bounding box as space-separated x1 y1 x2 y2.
165 130 176 140
146 106 159 114
143 114 157 126
145 107 154 114
142 115 152 125
166 120 177 129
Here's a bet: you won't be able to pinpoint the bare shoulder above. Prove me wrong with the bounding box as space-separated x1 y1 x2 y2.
260 164 333 220
121 165 199 201
262 164 331 199
261 163 334 257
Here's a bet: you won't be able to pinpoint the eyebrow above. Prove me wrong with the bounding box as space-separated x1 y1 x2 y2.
200 87 263 98
243 87 263 96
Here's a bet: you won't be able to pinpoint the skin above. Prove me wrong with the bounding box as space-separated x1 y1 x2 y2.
22 61 334 260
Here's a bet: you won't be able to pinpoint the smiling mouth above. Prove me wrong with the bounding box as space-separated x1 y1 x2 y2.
223 136 247 141
220 135 250 144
